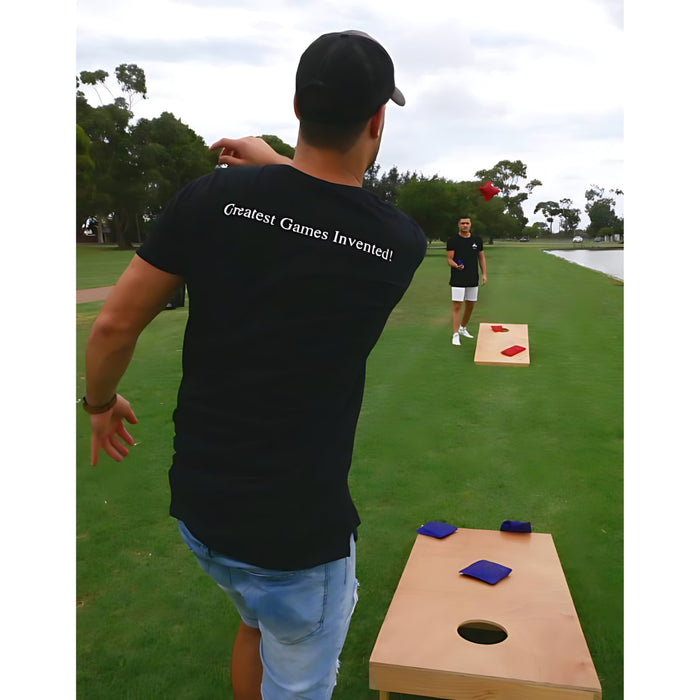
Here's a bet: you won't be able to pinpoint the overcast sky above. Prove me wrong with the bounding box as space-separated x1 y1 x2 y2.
76 0 624 228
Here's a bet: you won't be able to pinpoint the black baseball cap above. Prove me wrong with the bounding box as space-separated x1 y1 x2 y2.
295 30 405 124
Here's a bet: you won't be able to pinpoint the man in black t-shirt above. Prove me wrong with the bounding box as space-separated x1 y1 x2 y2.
84 30 425 699
446 216 487 345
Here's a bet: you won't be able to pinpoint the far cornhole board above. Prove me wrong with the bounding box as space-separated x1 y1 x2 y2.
474 323 530 366
369 528 601 699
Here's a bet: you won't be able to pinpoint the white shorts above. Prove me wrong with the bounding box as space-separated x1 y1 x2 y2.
451 286 478 302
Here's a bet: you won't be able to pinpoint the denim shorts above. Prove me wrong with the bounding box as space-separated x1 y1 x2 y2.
177 520 358 699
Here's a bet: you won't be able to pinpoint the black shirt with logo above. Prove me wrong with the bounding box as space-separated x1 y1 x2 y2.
446 234 483 287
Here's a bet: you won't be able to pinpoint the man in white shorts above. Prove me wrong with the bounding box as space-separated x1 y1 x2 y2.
446 216 487 345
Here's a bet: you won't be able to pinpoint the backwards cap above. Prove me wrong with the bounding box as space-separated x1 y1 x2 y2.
295 30 405 124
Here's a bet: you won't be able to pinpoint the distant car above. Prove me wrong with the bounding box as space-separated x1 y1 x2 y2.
573 235 583 243
519 236 529 242
594 236 604 242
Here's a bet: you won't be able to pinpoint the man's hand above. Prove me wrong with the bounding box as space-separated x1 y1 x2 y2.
210 137 293 167
90 395 138 466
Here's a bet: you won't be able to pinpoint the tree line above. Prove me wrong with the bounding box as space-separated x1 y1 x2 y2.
77 65 623 249
77 65 218 249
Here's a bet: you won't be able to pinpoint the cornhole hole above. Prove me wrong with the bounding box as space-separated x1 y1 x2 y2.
369 528 601 699
474 323 530 366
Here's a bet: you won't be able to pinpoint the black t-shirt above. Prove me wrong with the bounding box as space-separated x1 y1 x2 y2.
446 234 483 287
137 164 426 569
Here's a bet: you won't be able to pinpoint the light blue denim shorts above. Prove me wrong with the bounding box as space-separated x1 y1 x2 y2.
178 520 358 699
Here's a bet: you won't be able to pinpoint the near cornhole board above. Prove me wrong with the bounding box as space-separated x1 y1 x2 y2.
369 528 601 699
474 323 530 367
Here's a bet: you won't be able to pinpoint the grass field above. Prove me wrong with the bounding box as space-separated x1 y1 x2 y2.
76 244 139 289
76 243 623 699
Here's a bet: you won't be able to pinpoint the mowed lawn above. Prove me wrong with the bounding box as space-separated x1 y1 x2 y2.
76 243 623 699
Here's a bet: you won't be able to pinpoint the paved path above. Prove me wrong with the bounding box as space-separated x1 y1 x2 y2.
76 286 114 304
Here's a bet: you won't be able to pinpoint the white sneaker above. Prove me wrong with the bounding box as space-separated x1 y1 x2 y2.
458 326 473 338
452 332 461 346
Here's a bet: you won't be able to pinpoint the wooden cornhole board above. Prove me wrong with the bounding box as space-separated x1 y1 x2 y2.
369 528 601 699
474 323 530 366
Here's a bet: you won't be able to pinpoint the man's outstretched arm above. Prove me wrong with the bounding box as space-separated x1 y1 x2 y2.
85 255 184 465
210 136 293 167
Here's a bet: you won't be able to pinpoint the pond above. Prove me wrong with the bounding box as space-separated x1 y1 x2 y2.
543 249 623 281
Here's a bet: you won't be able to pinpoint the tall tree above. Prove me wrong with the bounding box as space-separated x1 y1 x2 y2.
77 93 140 249
114 63 147 110
395 175 461 241
585 184 623 237
475 159 527 195
76 124 95 229
260 134 295 159
557 198 581 235
78 70 112 105
363 161 381 194
394 175 515 242
77 65 213 248
585 184 623 211
364 164 416 205
587 201 618 235
467 183 517 240
131 112 217 224
534 201 561 234
475 160 542 232
79 64 147 109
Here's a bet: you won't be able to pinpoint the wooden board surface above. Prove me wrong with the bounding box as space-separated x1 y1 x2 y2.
369 528 600 699
474 323 530 367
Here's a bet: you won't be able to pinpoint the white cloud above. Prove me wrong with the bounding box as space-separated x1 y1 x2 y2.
76 0 624 226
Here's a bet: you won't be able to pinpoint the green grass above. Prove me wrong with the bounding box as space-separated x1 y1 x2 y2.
76 244 623 699
76 244 138 289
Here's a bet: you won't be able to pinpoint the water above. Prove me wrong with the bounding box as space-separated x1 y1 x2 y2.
543 249 623 281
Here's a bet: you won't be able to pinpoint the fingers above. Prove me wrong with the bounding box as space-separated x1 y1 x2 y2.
90 434 100 467
90 433 125 465
210 140 245 167
109 433 131 458
209 137 238 151
90 419 136 465
217 153 245 167
98 432 131 463
102 440 127 463
209 138 229 152
123 407 139 425
116 422 136 446
114 394 138 425
210 137 250 159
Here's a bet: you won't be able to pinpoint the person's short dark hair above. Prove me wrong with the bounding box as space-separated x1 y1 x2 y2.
298 118 369 152
459 216 471 221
